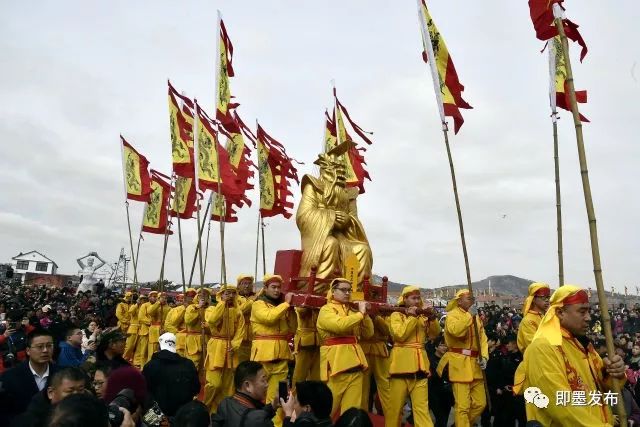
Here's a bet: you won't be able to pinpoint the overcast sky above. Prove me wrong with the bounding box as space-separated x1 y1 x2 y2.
1 1 638 291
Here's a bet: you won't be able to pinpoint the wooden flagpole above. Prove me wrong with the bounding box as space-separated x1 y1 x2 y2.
120 139 139 285
417 0 490 409
175 180 187 292
188 193 213 286
256 119 267 277
158 174 175 292
203 219 212 278
254 212 261 281
553 6 625 424
548 39 565 286
261 217 266 276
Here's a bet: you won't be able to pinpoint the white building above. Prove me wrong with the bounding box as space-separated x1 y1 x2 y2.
11 251 58 282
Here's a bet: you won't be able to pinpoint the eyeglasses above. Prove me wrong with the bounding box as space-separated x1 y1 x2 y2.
31 343 54 351
335 287 352 294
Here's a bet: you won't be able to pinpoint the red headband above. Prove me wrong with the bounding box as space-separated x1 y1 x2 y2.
563 290 589 305
534 287 551 297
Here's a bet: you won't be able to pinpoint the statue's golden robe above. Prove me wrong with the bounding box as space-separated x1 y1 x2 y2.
296 174 372 289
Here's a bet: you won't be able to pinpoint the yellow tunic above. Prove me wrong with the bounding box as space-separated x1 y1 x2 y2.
185 303 206 356
147 301 163 343
250 298 296 362
163 306 178 334
389 312 441 374
516 329 616 426
126 304 139 335
237 295 254 343
316 301 374 380
205 302 245 369
116 302 130 331
517 310 544 353
294 307 320 350
360 316 390 358
437 307 488 382
137 302 152 337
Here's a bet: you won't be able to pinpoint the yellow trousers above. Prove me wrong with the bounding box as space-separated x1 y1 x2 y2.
147 342 159 363
327 370 364 418
133 335 149 368
361 355 390 414
292 347 320 385
176 332 187 358
237 341 251 363
123 333 138 361
386 377 432 427
186 351 202 369
262 360 289 427
203 368 234 414
452 380 486 427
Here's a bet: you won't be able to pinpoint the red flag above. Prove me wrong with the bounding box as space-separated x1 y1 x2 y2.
529 0 587 61
142 170 173 234
216 19 240 128
256 125 299 219
121 136 152 202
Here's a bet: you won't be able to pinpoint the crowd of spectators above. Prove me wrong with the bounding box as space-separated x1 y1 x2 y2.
3 282 640 426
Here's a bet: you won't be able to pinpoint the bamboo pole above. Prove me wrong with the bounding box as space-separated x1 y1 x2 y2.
125 202 139 285
175 180 187 292
203 219 212 278
554 10 626 425
195 198 205 288
552 117 565 286
254 212 261 281
188 193 213 286
261 217 266 276
134 232 143 289
158 174 175 291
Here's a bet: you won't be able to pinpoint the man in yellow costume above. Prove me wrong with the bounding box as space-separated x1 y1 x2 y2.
386 286 441 427
296 148 372 289
116 291 132 333
291 305 321 385
203 285 245 414
317 278 373 417
360 311 391 415
236 274 255 363
250 274 296 427
163 293 182 334
437 290 488 427
147 291 169 363
168 288 196 357
514 285 625 426
185 287 210 368
517 282 550 353
133 293 150 368
123 293 141 363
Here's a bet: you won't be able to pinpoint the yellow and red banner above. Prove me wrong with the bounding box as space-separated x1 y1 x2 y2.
142 170 172 235
256 125 299 219
121 136 152 202
418 0 472 134
170 175 197 219
216 19 239 128
549 36 588 122
168 81 195 177
326 108 371 194
529 0 587 61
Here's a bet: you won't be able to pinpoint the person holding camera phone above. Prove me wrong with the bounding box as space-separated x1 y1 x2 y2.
0 310 34 373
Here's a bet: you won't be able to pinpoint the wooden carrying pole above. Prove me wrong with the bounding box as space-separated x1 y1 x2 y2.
553 8 626 424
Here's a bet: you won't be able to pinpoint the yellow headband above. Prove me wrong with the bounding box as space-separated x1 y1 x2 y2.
446 289 470 312
532 285 586 346
522 282 551 314
398 285 422 307
327 278 351 301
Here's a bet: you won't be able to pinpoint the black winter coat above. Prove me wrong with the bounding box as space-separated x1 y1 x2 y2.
141 350 200 417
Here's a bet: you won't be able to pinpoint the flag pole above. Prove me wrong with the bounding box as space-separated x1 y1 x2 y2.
188 193 213 286
193 101 205 288
548 39 565 286
203 218 212 278
175 179 187 292
417 0 490 410
553 6 625 423
214 9 227 287
158 174 175 291
120 138 139 285
261 216 266 276
254 212 261 281
256 119 267 276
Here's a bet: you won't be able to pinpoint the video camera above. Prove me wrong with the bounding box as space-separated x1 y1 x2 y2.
107 388 164 427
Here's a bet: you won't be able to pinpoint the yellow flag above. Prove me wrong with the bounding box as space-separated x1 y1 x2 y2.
257 139 275 211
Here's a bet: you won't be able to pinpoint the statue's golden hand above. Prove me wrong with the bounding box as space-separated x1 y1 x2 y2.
334 211 349 228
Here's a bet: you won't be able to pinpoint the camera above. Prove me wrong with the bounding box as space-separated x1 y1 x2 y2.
107 389 136 427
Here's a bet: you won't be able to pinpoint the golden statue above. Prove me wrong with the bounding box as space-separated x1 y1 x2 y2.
296 143 373 292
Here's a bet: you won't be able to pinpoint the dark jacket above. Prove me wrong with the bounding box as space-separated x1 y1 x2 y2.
10 389 52 427
0 360 58 425
284 412 333 427
142 349 200 417
57 341 90 367
212 392 276 427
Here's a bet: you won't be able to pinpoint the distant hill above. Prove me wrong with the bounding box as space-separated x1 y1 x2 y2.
373 274 534 297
